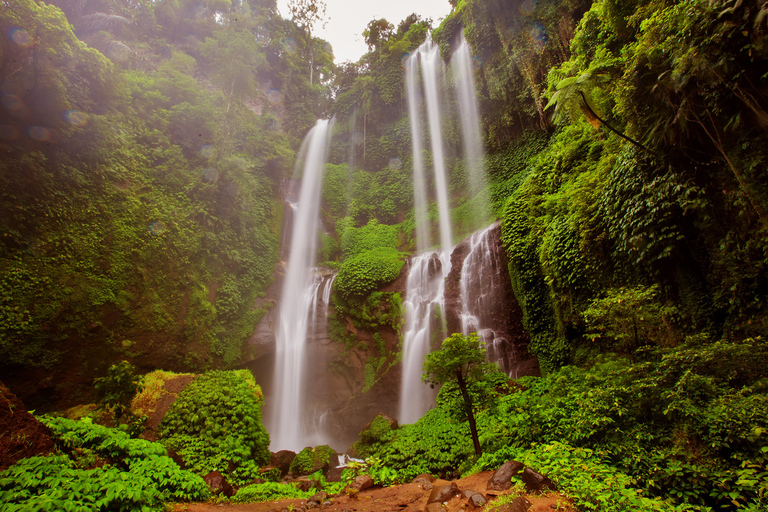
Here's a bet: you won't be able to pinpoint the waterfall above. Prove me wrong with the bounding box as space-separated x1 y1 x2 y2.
270 119 334 451
398 252 447 424
399 35 455 424
458 223 517 376
453 32 491 227
405 52 431 252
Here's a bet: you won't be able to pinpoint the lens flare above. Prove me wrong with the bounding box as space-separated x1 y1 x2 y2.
388 157 402 170
1 93 28 118
267 89 282 104
147 221 167 235
9 28 33 47
27 126 50 141
64 110 88 127
199 144 214 158
202 167 219 183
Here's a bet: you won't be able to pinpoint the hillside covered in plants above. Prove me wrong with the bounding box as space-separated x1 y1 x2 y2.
1 0 768 510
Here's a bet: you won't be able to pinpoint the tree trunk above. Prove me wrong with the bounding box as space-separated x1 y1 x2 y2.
456 369 481 455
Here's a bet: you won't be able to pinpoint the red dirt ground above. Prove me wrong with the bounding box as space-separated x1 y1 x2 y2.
170 471 578 512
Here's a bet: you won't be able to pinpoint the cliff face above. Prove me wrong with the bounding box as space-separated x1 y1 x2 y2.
444 223 540 379
248 224 539 451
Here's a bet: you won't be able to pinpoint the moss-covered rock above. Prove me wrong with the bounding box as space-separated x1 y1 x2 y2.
289 445 339 476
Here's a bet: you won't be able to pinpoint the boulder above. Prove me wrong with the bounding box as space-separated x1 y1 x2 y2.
326 466 344 482
271 450 296 476
464 490 487 508
522 467 555 492
427 482 461 504
306 491 328 509
412 473 437 489
487 460 524 491
203 471 233 497
424 504 444 512
347 474 374 492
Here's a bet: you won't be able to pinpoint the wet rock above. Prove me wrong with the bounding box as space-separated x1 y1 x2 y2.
347 474 374 492
326 466 344 482
427 481 460 504
203 471 233 497
487 460 524 491
522 467 555 492
412 473 437 489
496 497 532 512
271 450 297 476
468 492 487 508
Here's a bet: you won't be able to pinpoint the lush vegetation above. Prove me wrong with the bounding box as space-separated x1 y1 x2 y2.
3 0 768 509
0 416 210 511
157 370 270 486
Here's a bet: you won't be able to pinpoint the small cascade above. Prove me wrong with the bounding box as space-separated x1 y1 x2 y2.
398 251 448 424
458 223 518 376
270 119 334 451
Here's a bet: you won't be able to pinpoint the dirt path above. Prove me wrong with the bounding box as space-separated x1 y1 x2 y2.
171 471 577 512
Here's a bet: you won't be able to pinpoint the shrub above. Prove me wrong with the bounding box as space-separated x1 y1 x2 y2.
232 481 313 503
334 248 404 300
0 417 209 511
158 370 270 485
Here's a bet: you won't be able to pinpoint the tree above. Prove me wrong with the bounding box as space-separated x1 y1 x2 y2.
422 333 496 455
287 0 328 84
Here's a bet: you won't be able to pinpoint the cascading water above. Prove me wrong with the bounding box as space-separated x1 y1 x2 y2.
453 32 491 227
399 35 455 424
270 119 334 451
458 223 518 376
398 252 446 424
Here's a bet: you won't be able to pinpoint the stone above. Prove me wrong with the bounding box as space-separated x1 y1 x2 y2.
271 450 297 476
203 471 233 497
467 492 488 508
348 474 374 492
424 503 444 512
309 491 328 503
412 473 437 489
427 482 460 504
487 460 525 491
522 467 555 492
326 466 344 482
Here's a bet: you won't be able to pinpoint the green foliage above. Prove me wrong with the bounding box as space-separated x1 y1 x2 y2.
340 219 399 260
342 456 399 486
158 370 270 486
0 417 209 511
371 407 474 481
94 361 144 422
582 285 681 351
289 445 336 476
334 248 404 301
232 481 313 503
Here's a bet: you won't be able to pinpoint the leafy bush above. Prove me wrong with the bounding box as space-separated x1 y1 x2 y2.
232 481 313 503
158 370 270 485
289 445 336 476
334 248 404 300
0 417 209 511
371 408 474 481
340 218 399 260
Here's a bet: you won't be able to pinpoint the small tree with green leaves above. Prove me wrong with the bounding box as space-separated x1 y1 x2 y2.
422 333 496 455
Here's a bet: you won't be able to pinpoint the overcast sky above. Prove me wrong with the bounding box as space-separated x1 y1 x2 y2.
275 0 454 63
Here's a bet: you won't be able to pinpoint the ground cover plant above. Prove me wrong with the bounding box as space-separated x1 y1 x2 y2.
157 370 270 486
0 416 209 511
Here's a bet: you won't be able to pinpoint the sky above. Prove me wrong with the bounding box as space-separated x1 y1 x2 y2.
275 0 455 63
